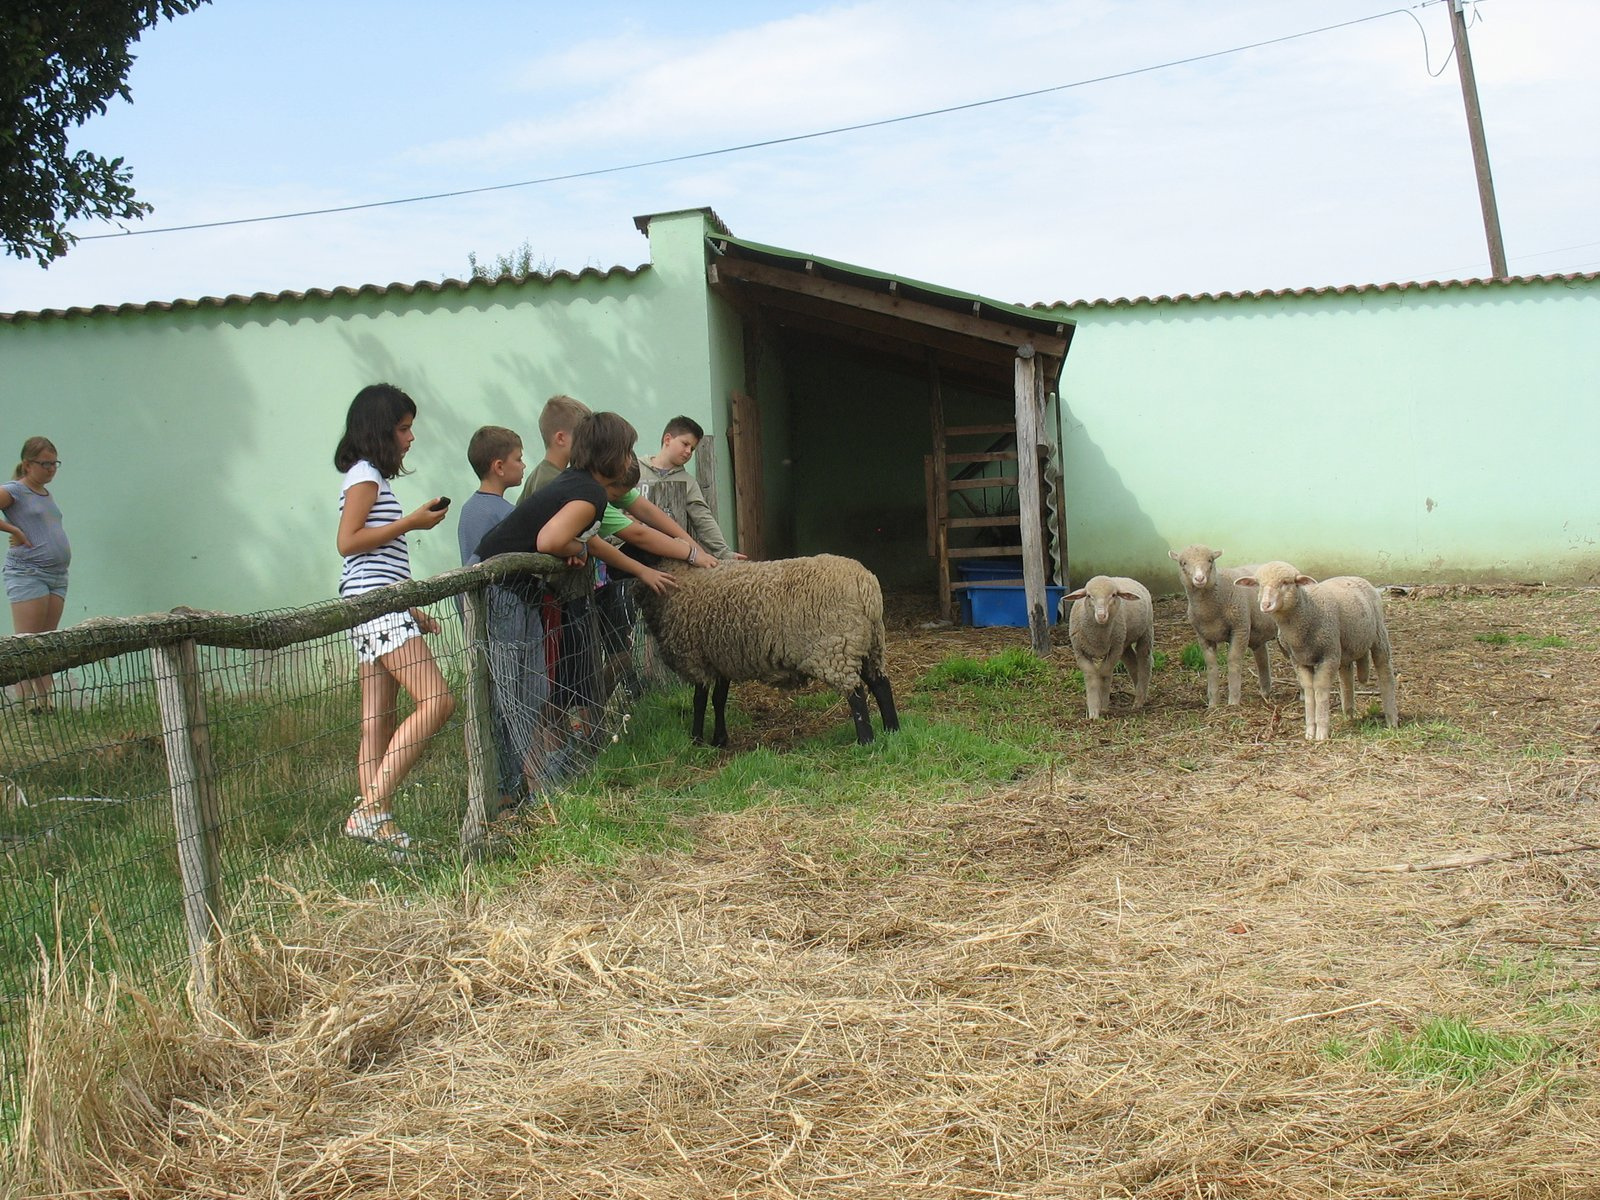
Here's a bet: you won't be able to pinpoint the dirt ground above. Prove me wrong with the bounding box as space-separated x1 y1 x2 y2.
14 588 1600 1199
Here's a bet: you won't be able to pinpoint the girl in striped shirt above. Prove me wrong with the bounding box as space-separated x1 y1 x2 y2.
334 383 456 855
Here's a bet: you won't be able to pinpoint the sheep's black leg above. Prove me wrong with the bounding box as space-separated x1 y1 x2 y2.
866 671 900 733
847 686 875 744
691 683 710 744
710 678 731 747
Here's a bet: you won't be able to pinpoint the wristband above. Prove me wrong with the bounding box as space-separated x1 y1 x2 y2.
687 545 698 565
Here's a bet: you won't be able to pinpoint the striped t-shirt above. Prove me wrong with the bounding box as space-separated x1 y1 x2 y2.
339 460 410 596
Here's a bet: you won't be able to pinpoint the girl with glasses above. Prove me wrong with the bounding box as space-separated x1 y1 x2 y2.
1 437 69 714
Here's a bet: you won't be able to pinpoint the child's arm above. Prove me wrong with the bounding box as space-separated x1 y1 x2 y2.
618 494 717 564
0 490 26 548
680 475 742 559
535 499 600 559
588 537 679 595
611 519 708 567
337 482 448 556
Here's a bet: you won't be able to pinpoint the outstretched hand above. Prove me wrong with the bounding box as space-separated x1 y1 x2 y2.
638 567 680 595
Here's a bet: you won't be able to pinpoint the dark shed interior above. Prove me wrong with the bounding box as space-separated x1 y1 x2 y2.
704 236 1074 609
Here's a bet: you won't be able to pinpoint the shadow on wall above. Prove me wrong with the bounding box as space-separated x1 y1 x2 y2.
1060 406 1168 591
331 282 681 585
37 311 295 622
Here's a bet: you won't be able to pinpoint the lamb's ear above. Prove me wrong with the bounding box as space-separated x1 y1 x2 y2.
1234 576 1258 588
1062 588 1088 602
1115 590 1142 602
1296 574 1317 586
1210 549 1223 562
1167 549 1180 561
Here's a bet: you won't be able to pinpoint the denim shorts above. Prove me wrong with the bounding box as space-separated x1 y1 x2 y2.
4 564 69 604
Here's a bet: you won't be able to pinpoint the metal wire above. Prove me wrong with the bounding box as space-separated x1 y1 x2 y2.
0 554 659 1118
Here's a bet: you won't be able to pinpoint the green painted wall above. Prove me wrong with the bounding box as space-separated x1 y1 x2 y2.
0 210 727 623
702 288 746 550
1052 278 1600 588
5 216 1592 632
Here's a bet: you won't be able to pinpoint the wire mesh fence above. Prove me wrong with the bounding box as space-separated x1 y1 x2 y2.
0 553 656 1123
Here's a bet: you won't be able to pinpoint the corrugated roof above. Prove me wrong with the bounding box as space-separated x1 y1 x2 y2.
0 263 649 325
712 234 1072 339
1032 270 1600 312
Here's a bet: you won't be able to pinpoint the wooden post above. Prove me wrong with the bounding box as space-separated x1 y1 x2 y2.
1448 0 1507 277
727 389 767 560
695 436 719 532
458 586 497 858
1014 351 1050 655
929 361 952 623
151 639 223 997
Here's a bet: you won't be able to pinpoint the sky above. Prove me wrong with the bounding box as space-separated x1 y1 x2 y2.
2 0 1596 315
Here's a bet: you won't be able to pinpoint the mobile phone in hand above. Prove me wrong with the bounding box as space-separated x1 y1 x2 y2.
429 496 452 512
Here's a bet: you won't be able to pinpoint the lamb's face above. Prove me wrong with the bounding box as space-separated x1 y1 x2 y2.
1172 545 1221 591
1243 562 1310 616
1084 578 1121 625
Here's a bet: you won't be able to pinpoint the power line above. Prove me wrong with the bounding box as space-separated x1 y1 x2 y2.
80 2 1443 244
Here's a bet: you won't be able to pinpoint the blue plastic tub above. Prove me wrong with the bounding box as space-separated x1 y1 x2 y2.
959 583 1068 627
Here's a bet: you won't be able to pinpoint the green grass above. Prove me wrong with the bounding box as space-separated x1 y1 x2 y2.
1519 741 1567 760
917 647 1052 689
1365 1017 1552 1084
1474 632 1569 648
1180 643 1207 672
1466 949 1560 987
1319 1036 1357 1062
1358 717 1478 748
522 692 1039 871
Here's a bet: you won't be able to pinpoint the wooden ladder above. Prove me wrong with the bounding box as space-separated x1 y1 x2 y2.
928 415 1027 623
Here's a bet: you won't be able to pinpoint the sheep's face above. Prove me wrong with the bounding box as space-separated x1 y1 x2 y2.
1236 562 1314 616
1170 545 1221 591
1065 576 1132 626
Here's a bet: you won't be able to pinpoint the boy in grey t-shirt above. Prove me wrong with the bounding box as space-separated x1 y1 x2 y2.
459 426 548 813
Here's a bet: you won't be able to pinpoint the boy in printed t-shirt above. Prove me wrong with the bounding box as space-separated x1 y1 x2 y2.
637 415 746 561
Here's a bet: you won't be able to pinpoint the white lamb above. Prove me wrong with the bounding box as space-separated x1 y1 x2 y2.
1233 561 1398 742
1168 544 1278 707
1058 576 1153 719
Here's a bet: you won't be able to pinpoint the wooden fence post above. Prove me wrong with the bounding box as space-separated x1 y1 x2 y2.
151 639 223 997
1014 351 1051 656
458 585 498 858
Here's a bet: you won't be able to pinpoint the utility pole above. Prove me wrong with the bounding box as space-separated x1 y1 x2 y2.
1448 0 1508 277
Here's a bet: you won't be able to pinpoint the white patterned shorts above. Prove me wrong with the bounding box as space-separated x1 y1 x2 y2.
348 609 421 664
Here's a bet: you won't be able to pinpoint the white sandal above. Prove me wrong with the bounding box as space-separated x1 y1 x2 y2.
344 806 412 858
